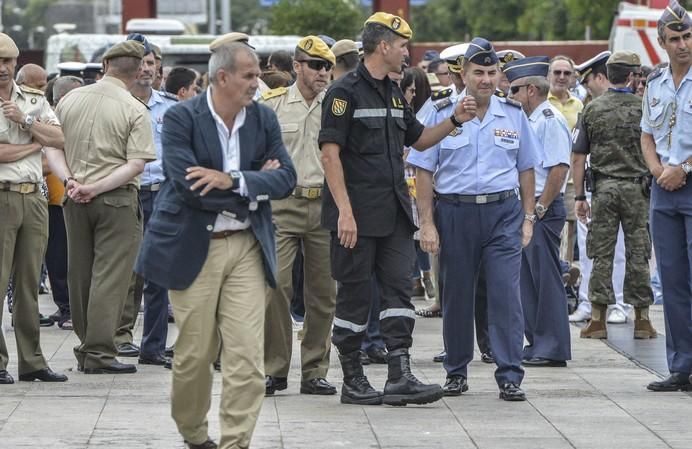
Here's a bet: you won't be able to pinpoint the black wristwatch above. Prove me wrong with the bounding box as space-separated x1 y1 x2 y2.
575 195 587 201
229 171 242 190
449 115 463 128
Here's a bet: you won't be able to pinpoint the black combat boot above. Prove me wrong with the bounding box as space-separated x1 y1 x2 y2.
383 348 444 406
339 351 383 405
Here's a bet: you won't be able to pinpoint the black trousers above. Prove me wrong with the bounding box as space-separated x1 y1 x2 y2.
331 212 415 355
45 205 69 316
475 268 491 355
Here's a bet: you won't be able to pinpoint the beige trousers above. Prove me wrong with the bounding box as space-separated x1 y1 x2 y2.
169 230 266 449
264 196 336 380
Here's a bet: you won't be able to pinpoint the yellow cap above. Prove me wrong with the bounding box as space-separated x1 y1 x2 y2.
0 33 19 58
209 32 253 52
102 41 145 60
296 36 336 65
365 12 412 39
331 39 359 58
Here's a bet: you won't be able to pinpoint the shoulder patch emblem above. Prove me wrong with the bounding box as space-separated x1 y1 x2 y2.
433 98 453 112
431 87 453 101
331 98 348 116
542 108 554 118
260 86 288 101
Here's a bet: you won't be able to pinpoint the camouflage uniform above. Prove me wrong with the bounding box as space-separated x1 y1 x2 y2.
573 90 653 307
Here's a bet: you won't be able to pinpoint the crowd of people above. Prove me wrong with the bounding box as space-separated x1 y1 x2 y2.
1 1 691 448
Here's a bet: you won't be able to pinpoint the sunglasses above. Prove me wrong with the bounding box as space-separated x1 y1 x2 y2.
510 84 530 94
552 70 573 77
298 59 333 72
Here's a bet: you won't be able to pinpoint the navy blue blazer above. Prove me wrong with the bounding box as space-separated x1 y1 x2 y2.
134 93 296 290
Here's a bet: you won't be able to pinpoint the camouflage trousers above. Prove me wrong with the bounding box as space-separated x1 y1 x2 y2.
586 178 653 307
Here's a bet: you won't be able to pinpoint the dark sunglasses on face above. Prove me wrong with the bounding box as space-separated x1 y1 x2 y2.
510 84 529 94
552 70 573 77
299 59 333 72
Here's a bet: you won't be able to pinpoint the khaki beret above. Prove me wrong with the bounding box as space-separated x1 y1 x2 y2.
296 36 335 65
0 33 19 58
102 41 145 61
331 39 359 59
209 32 253 52
365 12 412 39
607 51 641 67
150 43 162 60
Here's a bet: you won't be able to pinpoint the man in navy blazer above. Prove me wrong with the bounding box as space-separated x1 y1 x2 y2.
135 40 295 449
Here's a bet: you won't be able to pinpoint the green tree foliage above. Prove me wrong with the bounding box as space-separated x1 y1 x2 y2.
269 0 367 39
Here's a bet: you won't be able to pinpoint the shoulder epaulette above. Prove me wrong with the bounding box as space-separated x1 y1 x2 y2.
431 87 453 101
261 86 288 101
433 97 453 112
542 108 554 118
159 91 179 102
131 94 151 110
647 67 664 83
501 97 522 109
494 89 506 98
19 85 44 96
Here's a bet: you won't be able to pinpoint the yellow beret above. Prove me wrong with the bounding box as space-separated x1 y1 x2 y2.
331 39 359 59
365 12 412 39
607 51 641 67
209 32 253 52
0 33 19 58
150 43 162 60
103 41 145 61
296 36 335 65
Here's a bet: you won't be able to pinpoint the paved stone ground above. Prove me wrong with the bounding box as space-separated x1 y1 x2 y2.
1 295 691 449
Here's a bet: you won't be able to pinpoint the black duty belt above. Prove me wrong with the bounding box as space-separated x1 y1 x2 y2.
140 183 161 192
436 189 516 204
0 182 38 194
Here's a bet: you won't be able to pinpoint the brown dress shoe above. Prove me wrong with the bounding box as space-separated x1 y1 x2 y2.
634 307 658 339
185 438 218 449
580 303 607 339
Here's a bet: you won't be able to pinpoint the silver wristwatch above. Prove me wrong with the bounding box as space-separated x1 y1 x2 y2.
23 114 35 128
682 161 692 175
535 202 547 217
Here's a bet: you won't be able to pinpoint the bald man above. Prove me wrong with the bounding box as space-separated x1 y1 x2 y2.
16 64 48 92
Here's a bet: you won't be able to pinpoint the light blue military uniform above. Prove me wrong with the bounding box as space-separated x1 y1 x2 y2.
407 44 539 389
141 90 177 187
521 94 572 363
641 63 692 377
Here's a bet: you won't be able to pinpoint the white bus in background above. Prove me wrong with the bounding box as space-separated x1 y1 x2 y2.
44 33 302 75
610 1 668 68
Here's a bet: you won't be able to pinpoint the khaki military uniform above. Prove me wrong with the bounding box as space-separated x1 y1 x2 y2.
260 84 336 381
56 76 155 369
0 82 60 375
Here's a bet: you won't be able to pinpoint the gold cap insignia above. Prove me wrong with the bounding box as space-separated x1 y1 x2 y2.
304 39 313 51
392 17 401 30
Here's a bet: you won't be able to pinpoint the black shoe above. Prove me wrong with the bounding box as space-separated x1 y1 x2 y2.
432 350 446 363
522 357 567 367
49 309 63 322
265 375 288 395
164 359 172 370
647 372 692 392
117 343 140 358
213 359 221 371
185 438 218 449
168 314 175 323
480 352 495 364
383 348 444 406
359 351 371 365
499 383 526 401
300 377 337 395
138 354 170 366
84 360 137 374
164 346 175 358
366 347 388 364
18 368 68 382
443 375 468 396
0 370 14 384
339 351 383 405
39 314 54 327
39 284 49 294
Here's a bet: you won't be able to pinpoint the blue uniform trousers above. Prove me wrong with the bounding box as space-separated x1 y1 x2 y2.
437 196 525 387
520 196 571 362
140 189 170 358
651 181 692 374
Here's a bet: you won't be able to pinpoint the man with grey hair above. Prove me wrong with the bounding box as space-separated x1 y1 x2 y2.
505 56 572 367
52 76 83 104
135 38 296 449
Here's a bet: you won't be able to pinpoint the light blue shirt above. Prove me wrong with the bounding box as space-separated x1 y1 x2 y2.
141 89 177 186
641 65 692 165
407 94 538 195
528 100 571 195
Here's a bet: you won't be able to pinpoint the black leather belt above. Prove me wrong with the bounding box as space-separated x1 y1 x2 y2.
436 189 516 204
140 183 161 192
210 229 247 239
